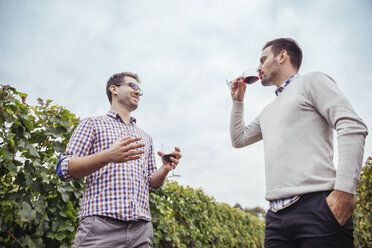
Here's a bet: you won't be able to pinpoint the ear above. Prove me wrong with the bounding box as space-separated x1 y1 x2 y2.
278 50 288 64
109 85 118 97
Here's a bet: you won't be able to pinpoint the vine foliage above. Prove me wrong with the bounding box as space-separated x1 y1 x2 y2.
0 85 83 247
1 84 370 247
354 156 372 247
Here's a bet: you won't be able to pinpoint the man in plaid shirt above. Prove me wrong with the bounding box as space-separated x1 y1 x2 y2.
57 72 182 247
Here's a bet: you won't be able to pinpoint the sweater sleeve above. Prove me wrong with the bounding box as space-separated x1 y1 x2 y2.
305 72 368 194
230 101 262 148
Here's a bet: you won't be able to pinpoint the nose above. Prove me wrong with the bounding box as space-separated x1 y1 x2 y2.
133 88 142 96
134 90 141 96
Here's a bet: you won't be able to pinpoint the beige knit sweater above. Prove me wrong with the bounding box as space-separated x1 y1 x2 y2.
230 72 368 200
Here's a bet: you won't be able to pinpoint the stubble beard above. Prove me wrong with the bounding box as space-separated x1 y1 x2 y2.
261 60 280 87
119 96 138 112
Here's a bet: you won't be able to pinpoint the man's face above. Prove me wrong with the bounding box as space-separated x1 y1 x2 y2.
258 46 281 87
115 76 141 111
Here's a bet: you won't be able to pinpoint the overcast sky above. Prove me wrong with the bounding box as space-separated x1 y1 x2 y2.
1 0 371 209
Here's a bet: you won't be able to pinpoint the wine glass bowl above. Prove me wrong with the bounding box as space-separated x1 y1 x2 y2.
242 68 260 84
226 68 260 89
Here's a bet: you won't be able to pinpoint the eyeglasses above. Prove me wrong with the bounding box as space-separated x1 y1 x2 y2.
115 82 143 96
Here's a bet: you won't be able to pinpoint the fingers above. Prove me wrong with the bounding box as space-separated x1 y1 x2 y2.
173 147 182 160
126 142 145 151
109 137 146 163
238 77 247 90
120 149 144 161
124 155 142 162
125 149 145 156
169 156 179 167
231 77 247 102
119 148 145 162
231 77 241 90
118 137 145 151
231 77 245 88
120 136 143 146
169 148 182 168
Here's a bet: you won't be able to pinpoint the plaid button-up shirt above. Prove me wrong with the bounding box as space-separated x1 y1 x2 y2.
57 110 157 221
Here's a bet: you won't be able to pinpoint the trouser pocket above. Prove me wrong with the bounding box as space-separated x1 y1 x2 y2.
72 216 97 247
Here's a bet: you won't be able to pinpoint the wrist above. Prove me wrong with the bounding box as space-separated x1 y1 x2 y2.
161 164 172 173
97 149 112 165
233 99 244 104
232 97 243 102
333 189 354 196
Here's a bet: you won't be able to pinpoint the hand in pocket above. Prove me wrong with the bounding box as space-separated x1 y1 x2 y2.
326 190 355 226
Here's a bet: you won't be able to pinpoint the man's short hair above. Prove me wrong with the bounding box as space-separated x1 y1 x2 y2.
106 72 141 104
263 38 303 71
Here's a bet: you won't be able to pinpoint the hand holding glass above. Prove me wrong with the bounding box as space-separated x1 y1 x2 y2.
161 142 181 180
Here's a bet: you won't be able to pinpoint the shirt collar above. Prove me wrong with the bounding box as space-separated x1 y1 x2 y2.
107 109 137 124
275 74 299 96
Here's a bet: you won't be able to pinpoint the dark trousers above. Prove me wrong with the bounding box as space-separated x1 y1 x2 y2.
265 191 354 248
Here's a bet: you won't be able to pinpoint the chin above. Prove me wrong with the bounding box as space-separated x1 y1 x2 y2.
131 104 139 111
261 80 271 87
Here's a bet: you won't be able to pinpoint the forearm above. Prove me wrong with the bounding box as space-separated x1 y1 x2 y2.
68 149 111 179
230 101 246 147
149 165 170 188
335 133 367 194
230 101 262 147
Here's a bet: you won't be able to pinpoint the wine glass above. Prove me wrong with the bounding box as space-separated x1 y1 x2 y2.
161 142 181 180
226 68 260 89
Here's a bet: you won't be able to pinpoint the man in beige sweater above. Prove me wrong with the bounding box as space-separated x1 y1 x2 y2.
230 38 368 247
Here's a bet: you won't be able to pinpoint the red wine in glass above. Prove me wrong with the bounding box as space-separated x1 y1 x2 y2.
244 76 260 84
162 154 176 163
